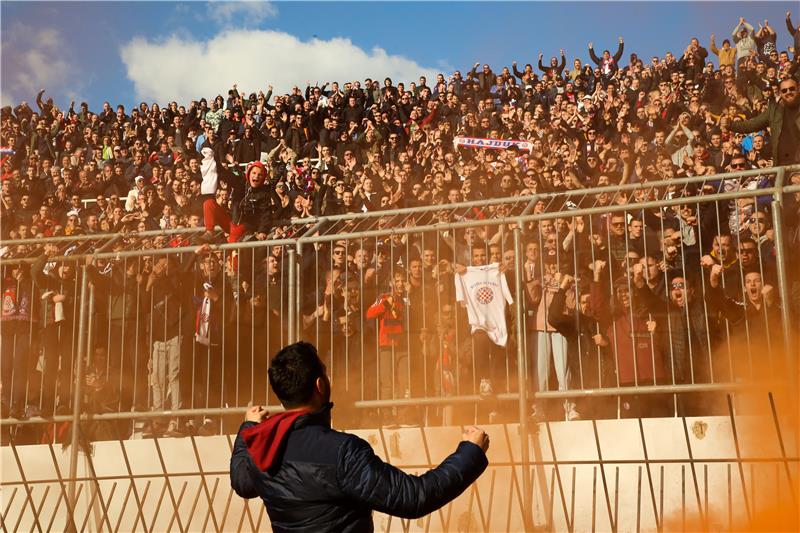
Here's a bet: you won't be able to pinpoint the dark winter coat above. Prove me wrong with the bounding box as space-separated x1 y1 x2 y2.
230 404 487 532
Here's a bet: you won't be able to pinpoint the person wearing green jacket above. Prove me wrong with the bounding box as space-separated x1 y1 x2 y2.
729 77 800 165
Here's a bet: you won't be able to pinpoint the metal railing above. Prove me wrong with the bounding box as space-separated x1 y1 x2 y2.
1 164 799 532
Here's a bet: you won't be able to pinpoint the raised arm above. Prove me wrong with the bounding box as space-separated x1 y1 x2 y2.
230 420 262 498
613 37 625 63
728 108 770 134
588 44 602 66
710 34 720 55
338 434 487 519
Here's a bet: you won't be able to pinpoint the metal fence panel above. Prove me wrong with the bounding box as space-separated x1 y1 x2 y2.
1 166 799 532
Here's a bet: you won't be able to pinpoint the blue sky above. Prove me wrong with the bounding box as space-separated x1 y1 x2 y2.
1 1 796 111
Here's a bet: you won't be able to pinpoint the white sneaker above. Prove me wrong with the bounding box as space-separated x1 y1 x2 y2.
530 404 545 424
565 402 581 421
479 379 494 399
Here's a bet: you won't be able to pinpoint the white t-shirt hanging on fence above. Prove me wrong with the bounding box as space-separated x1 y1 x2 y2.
455 263 514 347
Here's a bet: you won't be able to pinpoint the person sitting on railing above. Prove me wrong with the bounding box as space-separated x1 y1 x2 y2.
201 151 280 242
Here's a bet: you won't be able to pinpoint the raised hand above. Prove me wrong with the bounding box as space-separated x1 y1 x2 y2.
245 405 268 423
462 426 490 453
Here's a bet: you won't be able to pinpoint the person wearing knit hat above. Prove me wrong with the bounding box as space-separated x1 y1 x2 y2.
200 151 280 243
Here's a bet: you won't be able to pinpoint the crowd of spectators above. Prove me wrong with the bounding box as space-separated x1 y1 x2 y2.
1 14 799 438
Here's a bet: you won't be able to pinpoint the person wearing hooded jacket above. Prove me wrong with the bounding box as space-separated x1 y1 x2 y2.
230 341 489 532
200 147 280 242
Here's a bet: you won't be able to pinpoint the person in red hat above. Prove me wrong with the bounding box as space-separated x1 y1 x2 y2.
201 148 279 242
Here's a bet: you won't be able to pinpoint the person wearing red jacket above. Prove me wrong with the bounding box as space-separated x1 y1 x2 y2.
365 270 409 405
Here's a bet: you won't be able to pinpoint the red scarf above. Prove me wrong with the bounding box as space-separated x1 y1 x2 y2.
240 409 309 471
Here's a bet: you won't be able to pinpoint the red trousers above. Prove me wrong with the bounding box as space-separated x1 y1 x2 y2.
203 199 246 243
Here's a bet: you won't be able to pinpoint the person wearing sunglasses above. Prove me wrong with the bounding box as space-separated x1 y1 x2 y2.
729 77 799 165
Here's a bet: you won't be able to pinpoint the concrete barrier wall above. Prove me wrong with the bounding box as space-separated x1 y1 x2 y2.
2 414 797 532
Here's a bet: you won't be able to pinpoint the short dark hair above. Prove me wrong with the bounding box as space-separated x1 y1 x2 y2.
268 342 325 408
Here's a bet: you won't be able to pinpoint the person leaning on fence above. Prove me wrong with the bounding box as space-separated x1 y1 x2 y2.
32 255 78 416
365 270 412 422
705 263 784 380
530 253 579 421
589 259 670 418
632 264 718 414
230 341 489 532
143 255 185 437
453 245 514 405
85 255 146 417
1 262 36 420
546 272 612 419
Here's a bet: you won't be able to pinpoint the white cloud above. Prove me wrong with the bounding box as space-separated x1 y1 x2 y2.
120 29 442 105
206 1 277 27
1 24 75 106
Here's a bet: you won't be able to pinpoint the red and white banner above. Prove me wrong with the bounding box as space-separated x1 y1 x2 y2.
454 136 532 152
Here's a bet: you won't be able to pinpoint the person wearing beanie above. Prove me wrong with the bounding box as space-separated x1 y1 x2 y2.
201 152 280 242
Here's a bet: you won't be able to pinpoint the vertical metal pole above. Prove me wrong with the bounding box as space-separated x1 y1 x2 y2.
513 227 533 532
287 247 297 344
67 265 90 526
770 203 794 381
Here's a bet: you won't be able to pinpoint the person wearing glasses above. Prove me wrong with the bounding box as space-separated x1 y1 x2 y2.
730 77 800 165
631 265 712 415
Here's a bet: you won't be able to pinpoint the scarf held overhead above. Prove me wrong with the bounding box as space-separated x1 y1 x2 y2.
454 136 533 152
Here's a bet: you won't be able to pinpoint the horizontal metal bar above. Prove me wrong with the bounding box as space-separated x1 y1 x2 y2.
298 187 779 244
0 226 205 247
0 405 284 427
352 382 782 408
277 163 800 229
0 237 299 265
2 456 798 488
2 382 782 426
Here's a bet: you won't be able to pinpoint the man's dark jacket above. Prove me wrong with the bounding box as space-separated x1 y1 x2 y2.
230 404 487 532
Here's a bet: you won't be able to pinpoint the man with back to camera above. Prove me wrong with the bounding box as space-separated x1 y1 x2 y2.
230 341 489 532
